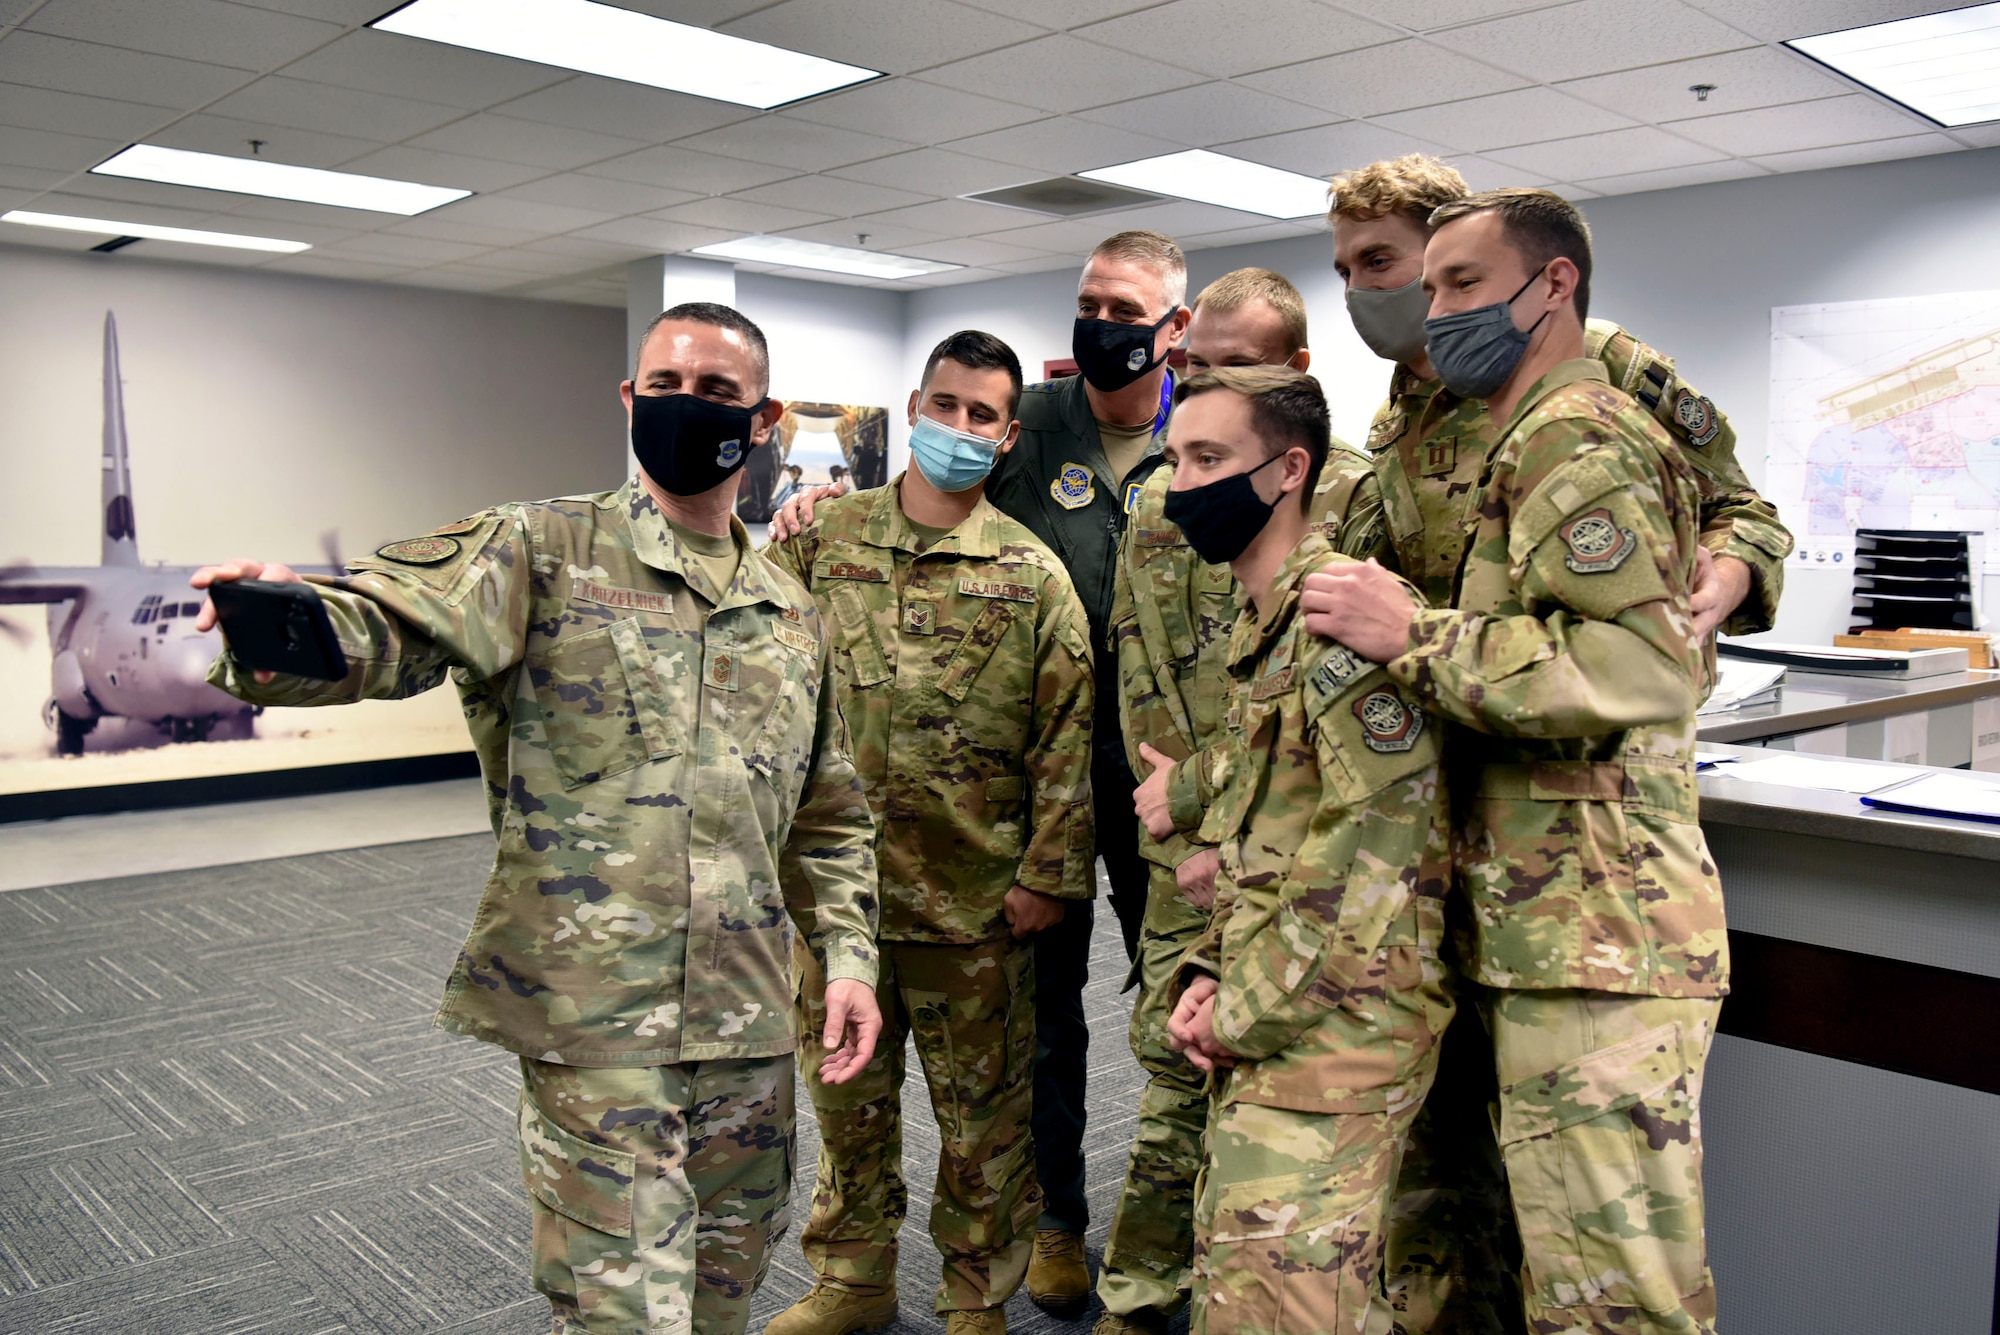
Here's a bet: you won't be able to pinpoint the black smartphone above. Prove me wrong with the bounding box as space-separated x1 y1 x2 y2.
208 579 348 682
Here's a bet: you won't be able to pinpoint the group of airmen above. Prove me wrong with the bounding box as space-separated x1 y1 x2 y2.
193 150 1793 1335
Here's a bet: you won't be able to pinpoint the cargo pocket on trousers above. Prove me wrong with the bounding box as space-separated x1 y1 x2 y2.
906 989 965 1143
1201 1166 1379 1335
1497 1022 1709 1314
518 1092 637 1238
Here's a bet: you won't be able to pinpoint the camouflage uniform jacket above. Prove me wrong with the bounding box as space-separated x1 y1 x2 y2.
1112 441 1391 890
1385 360 1728 999
209 480 880 1066
1368 318 1792 632
1178 533 1451 1113
764 477 1097 943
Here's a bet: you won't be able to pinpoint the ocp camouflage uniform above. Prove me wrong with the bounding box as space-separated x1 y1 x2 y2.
210 479 879 1335
1366 322 1783 1335
1385 361 1727 1335
1096 441 1388 1320
1171 532 1453 1335
764 478 1096 1315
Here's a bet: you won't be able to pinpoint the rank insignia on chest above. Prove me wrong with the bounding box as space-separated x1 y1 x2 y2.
1354 689 1423 752
1672 388 1721 449
375 535 460 565
903 598 937 636
1559 508 1639 575
1421 439 1457 477
1051 463 1095 510
706 647 740 691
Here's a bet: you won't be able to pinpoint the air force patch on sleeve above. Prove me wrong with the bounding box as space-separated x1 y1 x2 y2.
1353 689 1423 753
1051 463 1095 510
1671 388 1721 449
376 535 460 565
1559 508 1638 575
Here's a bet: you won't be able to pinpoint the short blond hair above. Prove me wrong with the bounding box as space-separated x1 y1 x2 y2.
1193 267 1308 356
1087 229 1187 309
1327 154 1469 228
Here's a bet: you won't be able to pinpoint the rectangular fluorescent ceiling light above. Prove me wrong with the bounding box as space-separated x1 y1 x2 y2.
373 0 883 110
1787 1 2000 127
692 235 958 280
2 209 311 253
91 145 470 216
1080 149 1327 219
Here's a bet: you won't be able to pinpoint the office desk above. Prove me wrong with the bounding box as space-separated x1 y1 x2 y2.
1696 667 2000 767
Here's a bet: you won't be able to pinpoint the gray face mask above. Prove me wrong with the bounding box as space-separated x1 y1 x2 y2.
1345 276 1431 366
1422 266 1551 399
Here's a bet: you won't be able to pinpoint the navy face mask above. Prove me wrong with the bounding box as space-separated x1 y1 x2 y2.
1073 310 1176 392
1422 265 1551 399
630 392 769 497
1162 450 1286 565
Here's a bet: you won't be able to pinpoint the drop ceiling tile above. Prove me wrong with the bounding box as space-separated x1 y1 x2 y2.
0 124 120 172
1241 39 1529 117
337 145 546 194
230 0 395 22
0 31 251 106
409 115 651 172
611 0 781 26
916 36 1205 116
945 117 1181 173
13 188 223 230
0 163 69 192
650 195 836 233
1427 0 1754 82
1078 0 1400 78
1078 81 1336 146
1379 86 1637 152
1749 131 1966 174
428 194 620 234
571 216 737 252
1574 157 1764 195
1441 152 1555 188
206 76 465 144
262 253 418 281
1680 0 1969 43
897 265 1011 287
215 193 435 231
52 172 265 215
1556 46 1854 123
731 174 934 217
582 145 798 195
1220 120 1449 177
898 234 1064 265
0 223 103 251
0 83 178 141
1180 218 1323 248
1951 123 2000 149
1559 183 1600 198
828 147 1034 197
1667 94 1931 157
312 234 492 265
1334 0 1567 28
773 218 948 250
674 117 916 171
384 214 544 245
21 0 344 72
974 208 1178 253
515 234 655 263
720 0 1043 75
279 30 570 109
852 195 1041 237
395 266 528 293
1125 198 1287 236
498 174 700 215
488 77 756 143
448 248 601 277
1486 125 1728 178
952 0 1163 26
985 251 1088 274
784 78 1043 143
148 114 383 170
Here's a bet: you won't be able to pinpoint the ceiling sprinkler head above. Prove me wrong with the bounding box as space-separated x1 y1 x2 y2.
855 232 871 246
1689 83 1716 102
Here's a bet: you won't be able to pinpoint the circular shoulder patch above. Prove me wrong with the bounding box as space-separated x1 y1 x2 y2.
376 535 461 565
1050 462 1095 510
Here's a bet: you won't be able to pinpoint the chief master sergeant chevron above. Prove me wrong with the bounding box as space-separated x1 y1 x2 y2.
190 301 885 1335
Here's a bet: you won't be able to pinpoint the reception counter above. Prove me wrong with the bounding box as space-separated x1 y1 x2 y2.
1698 745 2000 1333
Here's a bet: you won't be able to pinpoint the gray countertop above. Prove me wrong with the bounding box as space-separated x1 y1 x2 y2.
1695 667 2000 743
1697 742 2000 862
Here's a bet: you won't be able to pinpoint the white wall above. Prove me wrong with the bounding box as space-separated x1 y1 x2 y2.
0 242 625 571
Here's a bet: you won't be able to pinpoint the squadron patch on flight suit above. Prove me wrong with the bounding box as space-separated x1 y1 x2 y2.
1559 508 1638 575
1353 689 1423 753
376 536 461 565
1051 463 1095 510
1672 388 1722 449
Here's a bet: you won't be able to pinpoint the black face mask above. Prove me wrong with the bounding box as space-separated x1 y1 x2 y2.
630 392 769 497
1162 450 1286 565
1073 310 1176 392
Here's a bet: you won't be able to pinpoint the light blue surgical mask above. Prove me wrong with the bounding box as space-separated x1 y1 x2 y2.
909 413 1002 493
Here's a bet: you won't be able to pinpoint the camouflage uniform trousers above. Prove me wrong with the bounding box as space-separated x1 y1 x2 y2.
1098 874 1210 1317
1376 987 1721 1335
517 1053 795 1335
795 935 1042 1314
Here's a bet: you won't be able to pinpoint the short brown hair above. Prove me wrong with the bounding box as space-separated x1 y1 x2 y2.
638 300 769 391
1326 154 1468 229
1087 229 1187 309
1429 187 1593 320
1174 365 1329 510
1193 267 1308 357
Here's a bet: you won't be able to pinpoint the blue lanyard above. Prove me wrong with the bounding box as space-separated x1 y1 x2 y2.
1152 368 1175 438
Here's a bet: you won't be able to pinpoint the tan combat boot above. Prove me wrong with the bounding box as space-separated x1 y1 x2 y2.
1026 1229 1090 1314
1090 1308 1169 1335
765 1281 899 1335
945 1308 1007 1335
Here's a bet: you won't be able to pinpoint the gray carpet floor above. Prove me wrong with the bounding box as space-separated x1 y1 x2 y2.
0 835 1162 1334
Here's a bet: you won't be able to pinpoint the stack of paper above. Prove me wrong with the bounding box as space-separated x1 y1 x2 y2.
1698 660 1787 716
1860 771 2000 824
1696 752 1902 794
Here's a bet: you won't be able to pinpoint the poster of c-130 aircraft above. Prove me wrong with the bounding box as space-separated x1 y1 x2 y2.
0 312 467 800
